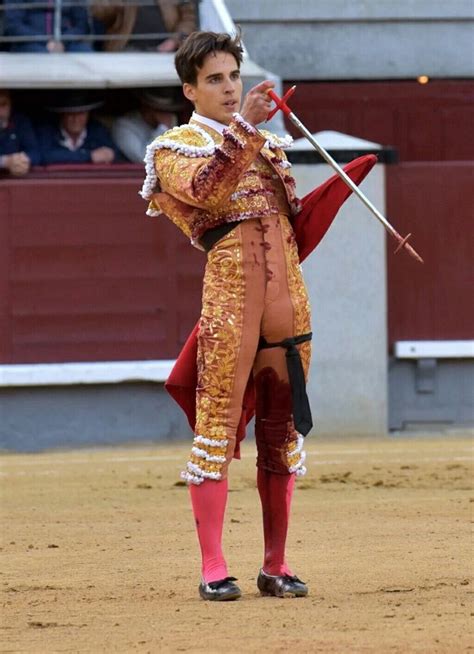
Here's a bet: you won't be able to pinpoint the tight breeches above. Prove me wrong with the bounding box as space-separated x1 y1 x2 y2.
183 214 311 485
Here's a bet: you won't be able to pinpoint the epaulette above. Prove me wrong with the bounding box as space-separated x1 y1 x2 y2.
153 123 216 157
259 129 294 151
140 123 216 200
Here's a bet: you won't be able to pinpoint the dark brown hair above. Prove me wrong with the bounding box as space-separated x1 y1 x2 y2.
175 31 244 85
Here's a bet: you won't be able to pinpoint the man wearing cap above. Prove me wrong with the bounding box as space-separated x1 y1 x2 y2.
38 92 120 165
0 89 40 176
113 87 184 163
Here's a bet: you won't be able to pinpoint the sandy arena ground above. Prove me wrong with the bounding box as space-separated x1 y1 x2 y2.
1 435 473 653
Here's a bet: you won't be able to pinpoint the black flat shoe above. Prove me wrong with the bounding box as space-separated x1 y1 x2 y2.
198 576 242 601
257 569 308 598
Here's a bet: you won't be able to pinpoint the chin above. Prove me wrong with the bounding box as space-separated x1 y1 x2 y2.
222 110 235 124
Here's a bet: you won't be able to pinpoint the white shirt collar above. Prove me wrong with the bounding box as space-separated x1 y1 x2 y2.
60 127 87 151
191 112 227 135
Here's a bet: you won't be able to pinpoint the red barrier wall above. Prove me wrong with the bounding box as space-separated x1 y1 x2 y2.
386 161 474 345
283 80 474 162
1 161 472 362
0 169 204 364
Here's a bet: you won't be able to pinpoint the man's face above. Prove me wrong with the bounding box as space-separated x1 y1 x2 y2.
0 92 12 126
60 111 89 137
183 51 242 125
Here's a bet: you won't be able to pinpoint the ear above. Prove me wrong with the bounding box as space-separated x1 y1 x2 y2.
183 82 196 104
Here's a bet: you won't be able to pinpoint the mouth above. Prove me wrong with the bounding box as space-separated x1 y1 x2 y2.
223 100 238 110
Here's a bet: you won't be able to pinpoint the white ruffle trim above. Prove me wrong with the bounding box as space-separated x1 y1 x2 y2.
146 206 161 217
180 470 204 485
232 112 257 134
140 140 159 200
180 433 229 485
264 133 294 150
191 446 226 464
288 433 307 476
139 124 216 201
194 434 229 448
181 461 222 485
291 433 305 455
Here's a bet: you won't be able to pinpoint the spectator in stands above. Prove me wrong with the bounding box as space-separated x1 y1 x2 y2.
113 87 184 162
38 92 120 164
0 89 40 176
91 0 196 52
4 0 93 52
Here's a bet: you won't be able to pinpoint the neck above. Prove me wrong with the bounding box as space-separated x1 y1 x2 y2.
192 112 230 135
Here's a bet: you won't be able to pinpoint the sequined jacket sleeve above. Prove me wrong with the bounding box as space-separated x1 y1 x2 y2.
151 115 266 211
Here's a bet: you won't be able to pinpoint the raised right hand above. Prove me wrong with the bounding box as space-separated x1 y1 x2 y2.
240 80 275 126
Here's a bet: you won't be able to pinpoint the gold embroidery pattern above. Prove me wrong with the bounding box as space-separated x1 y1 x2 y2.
181 228 245 485
281 216 312 376
144 117 298 244
281 216 312 475
287 432 307 475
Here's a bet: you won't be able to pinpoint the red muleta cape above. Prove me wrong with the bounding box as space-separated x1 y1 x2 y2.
166 154 377 457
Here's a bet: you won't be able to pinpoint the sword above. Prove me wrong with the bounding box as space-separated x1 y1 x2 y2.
267 87 424 264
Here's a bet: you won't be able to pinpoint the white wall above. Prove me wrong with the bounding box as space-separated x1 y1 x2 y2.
225 0 474 80
292 161 388 435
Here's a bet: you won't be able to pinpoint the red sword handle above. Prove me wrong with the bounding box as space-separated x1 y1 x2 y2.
266 86 296 121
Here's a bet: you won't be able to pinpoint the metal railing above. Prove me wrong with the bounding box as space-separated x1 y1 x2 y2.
0 0 200 48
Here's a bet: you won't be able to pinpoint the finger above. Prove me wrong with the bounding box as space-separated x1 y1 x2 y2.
249 79 275 94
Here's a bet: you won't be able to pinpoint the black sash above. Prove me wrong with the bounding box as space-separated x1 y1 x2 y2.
258 332 313 436
200 221 242 252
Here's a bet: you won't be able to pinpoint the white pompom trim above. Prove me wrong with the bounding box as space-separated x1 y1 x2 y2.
180 470 204 485
139 124 216 201
288 433 307 475
194 434 229 449
289 456 307 475
184 461 222 481
191 446 226 464
232 112 257 134
146 206 161 217
264 133 294 150
290 433 305 455
288 458 306 474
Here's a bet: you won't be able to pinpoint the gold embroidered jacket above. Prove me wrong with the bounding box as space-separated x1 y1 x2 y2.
140 113 301 246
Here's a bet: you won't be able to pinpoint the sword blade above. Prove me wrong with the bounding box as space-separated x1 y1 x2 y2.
289 112 424 264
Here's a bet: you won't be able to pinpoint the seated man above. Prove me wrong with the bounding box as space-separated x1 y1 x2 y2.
112 87 184 163
38 92 120 165
92 0 196 52
0 89 40 176
5 0 93 53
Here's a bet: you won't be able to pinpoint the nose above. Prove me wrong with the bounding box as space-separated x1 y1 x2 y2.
223 76 235 94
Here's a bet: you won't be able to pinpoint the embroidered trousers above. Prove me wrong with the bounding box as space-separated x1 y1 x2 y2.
184 214 311 484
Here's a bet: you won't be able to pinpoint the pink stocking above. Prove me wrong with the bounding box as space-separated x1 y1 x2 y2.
189 478 229 583
257 468 296 576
